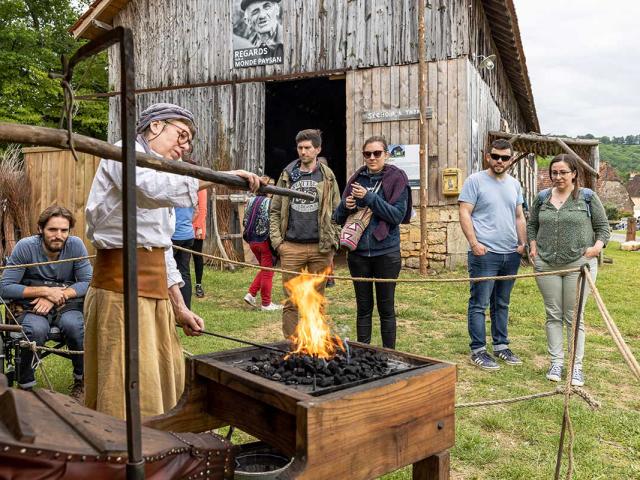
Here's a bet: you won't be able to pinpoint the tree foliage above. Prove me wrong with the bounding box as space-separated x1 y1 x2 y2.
0 0 108 139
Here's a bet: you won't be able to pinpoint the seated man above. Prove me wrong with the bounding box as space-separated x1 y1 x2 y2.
0 205 92 398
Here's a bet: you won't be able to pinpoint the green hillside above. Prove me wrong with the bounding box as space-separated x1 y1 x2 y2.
598 143 640 182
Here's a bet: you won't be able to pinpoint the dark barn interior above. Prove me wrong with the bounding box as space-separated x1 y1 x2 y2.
264 76 347 189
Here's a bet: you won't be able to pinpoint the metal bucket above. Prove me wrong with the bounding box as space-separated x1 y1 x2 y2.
234 442 292 479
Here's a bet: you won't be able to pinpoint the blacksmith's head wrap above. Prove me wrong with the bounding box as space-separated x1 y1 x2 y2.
136 103 196 137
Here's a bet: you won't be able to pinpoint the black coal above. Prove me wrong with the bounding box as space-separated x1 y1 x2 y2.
245 347 391 388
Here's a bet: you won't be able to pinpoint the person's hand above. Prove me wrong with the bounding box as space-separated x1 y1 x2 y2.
31 297 54 315
44 287 67 306
351 182 368 200
529 243 537 259
345 195 356 209
195 227 203 240
516 244 526 256
584 246 601 259
471 243 487 256
176 307 204 336
231 169 264 193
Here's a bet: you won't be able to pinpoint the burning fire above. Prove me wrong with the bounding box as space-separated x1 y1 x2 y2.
285 268 344 359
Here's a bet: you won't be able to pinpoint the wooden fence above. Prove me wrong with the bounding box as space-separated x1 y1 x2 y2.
23 147 100 254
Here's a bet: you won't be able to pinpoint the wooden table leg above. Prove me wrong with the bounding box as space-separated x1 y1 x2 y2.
412 451 450 480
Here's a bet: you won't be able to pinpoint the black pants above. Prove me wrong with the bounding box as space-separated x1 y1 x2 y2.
192 239 204 285
347 250 402 349
172 238 194 310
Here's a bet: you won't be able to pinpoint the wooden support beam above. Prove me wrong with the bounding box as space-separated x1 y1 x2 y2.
507 152 530 172
0 122 313 200
555 138 599 177
489 131 600 147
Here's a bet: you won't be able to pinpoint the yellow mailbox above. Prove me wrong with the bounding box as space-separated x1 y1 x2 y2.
442 168 462 196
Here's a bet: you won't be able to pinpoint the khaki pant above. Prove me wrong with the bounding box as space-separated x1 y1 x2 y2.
534 256 597 368
279 241 334 338
83 287 185 419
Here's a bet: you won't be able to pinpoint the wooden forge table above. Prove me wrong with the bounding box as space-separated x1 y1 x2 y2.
146 342 456 479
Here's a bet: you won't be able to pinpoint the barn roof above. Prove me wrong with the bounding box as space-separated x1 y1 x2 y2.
70 0 539 132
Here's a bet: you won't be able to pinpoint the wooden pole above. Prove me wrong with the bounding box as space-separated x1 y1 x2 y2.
488 131 600 147
627 217 637 242
418 0 428 275
0 122 313 201
555 138 599 177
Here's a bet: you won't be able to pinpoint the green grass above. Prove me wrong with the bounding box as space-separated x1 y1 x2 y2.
36 243 640 479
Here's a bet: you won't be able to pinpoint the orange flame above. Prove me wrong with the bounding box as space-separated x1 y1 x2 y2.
285 268 344 359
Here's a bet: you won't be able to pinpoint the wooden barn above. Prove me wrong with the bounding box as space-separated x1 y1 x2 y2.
70 0 542 270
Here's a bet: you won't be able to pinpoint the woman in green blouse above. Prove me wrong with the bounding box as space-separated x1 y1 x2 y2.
528 154 610 387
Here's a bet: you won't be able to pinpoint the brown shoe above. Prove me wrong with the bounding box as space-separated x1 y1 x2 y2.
69 378 84 403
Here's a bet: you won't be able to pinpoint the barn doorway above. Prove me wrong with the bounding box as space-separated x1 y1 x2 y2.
264 76 346 190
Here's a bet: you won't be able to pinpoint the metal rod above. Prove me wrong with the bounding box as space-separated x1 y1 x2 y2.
554 265 588 480
63 26 144 479
119 28 145 480
191 327 289 354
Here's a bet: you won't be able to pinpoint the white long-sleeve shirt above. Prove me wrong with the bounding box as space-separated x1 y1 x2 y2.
86 141 199 288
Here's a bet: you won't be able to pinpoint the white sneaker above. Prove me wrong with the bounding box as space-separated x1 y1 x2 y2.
244 293 257 307
261 303 283 311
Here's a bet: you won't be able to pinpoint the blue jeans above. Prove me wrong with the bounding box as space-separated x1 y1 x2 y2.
19 310 84 388
467 251 521 353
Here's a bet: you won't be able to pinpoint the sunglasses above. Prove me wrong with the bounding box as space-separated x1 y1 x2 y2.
362 150 385 159
489 153 511 162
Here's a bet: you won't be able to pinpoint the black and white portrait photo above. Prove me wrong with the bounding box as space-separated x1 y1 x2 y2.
233 0 284 68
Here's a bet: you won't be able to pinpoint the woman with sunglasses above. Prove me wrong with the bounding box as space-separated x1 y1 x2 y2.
332 136 412 349
528 154 609 387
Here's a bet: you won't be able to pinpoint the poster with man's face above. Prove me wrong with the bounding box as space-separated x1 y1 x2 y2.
233 0 284 68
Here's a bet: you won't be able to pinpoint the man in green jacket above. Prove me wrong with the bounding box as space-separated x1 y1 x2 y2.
269 129 341 337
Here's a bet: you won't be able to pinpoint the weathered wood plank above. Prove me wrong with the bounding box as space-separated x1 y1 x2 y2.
457 57 469 178
436 60 448 205
398 63 411 145
389 65 401 144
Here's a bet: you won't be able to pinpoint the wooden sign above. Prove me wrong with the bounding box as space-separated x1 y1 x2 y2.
362 107 433 123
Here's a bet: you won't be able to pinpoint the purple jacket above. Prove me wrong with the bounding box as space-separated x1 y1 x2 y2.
342 164 412 241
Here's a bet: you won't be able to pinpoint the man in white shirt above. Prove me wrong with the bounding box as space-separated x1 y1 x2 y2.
84 103 261 419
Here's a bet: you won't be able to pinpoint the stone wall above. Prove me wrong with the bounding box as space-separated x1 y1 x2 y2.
399 205 468 271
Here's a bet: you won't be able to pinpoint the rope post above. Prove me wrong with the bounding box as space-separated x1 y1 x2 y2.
554 264 589 480
417 0 429 275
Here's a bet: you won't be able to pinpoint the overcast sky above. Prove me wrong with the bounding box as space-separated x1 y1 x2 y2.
513 0 640 137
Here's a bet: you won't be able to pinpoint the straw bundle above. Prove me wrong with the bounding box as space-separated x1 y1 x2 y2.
0 145 32 259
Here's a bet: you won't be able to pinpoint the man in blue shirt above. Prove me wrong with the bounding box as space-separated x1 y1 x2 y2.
458 139 527 371
0 206 92 397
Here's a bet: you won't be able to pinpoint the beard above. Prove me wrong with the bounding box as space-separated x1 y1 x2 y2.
43 238 65 253
489 163 507 175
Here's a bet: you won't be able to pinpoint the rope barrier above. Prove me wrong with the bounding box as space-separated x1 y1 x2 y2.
0 248 580 282
584 274 640 382
173 245 581 284
19 341 84 356
455 385 600 410
0 255 95 271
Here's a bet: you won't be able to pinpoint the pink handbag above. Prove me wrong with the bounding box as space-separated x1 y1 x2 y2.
339 182 381 251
